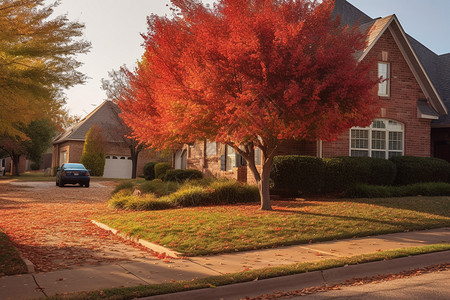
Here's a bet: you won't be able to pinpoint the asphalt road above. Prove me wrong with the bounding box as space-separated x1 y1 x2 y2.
291 269 450 300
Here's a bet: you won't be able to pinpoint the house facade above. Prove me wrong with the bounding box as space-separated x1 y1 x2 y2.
52 100 160 178
175 0 450 184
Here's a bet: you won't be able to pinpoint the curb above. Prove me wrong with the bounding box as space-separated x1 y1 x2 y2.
91 220 182 258
140 250 450 300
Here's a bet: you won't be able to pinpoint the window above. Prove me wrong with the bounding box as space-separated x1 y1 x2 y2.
206 141 217 156
254 147 262 165
350 119 403 159
378 62 390 97
226 145 236 172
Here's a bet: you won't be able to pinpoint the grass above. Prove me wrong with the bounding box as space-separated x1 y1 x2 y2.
109 178 260 210
47 243 450 300
0 230 27 276
95 196 450 256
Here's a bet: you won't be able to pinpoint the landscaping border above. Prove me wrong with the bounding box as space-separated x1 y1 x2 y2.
91 220 182 258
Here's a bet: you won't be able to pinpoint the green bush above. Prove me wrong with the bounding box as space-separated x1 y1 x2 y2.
143 162 157 181
163 169 203 182
109 192 174 210
344 182 450 198
109 178 260 210
81 152 106 176
167 185 211 207
80 125 106 176
323 157 396 193
155 162 172 179
390 156 450 185
30 162 40 170
271 156 325 196
140 180 179 196
209 180 260 204
112 181 135 195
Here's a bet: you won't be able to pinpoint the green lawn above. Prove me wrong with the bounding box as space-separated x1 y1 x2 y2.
0 231 27 276
95 196 450 256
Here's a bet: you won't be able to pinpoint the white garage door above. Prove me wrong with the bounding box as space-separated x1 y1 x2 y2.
103 156 132 179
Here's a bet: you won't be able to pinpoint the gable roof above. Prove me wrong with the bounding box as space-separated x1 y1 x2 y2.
333 1 449 117
53 100 124 144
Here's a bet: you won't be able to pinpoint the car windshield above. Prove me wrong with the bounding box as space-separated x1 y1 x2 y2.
63 163 87 170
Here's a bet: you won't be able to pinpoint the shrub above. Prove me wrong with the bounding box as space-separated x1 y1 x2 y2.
155 162 172 179
140 180 179 196
112 181 135 195
143 162 157 181
271 156 325 196
390 156 450 185
167 185 211 207
209 180 260 204
30 162 40 170
344 182 450 198
80 125 106 176
163 169 203 182
109 192 174 210
323 157 396 193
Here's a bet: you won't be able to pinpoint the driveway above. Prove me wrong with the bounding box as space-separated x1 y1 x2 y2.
0 179 155 272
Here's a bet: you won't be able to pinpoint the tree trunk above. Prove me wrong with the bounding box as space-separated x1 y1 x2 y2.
130 149 139 179
258 167 272 210
246 153 273 211
11 154 20 176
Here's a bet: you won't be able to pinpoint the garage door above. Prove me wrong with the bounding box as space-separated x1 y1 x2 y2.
103 156 132 179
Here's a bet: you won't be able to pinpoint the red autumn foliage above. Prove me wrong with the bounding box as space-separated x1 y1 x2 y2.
118 0 379 210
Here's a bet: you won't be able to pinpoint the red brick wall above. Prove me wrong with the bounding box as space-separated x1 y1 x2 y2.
323 28 431 158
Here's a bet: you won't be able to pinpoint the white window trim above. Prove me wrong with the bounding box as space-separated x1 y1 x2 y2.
349 119 404 159
378 62 390 97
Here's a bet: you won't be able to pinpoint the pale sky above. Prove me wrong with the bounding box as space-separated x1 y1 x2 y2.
49 0 450 118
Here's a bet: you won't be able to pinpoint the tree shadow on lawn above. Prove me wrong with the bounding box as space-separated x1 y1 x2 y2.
345 196 450 219
273 195 450 219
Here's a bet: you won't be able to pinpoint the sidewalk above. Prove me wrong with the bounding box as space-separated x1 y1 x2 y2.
1 228 449 300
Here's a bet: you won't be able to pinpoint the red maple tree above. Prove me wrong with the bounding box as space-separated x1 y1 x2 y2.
119 0 379 210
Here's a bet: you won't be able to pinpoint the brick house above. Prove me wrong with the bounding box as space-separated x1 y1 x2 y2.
52 100 158 178
174 0 450 183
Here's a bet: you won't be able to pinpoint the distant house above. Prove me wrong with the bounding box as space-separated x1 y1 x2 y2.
52 100 158 178
175 0 450 183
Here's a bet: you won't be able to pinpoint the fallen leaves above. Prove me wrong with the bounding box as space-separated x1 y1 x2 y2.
0 182 157 272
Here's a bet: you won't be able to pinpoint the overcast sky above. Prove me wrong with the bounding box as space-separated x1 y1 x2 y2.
49 0 450 118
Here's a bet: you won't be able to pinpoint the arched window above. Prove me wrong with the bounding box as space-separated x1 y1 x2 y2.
350 119 404 159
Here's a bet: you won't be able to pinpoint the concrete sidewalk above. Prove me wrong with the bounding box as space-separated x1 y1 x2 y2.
1 228 449 300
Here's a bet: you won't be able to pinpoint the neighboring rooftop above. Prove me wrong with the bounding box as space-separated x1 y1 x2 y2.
333 0 450 125
53 101 123 144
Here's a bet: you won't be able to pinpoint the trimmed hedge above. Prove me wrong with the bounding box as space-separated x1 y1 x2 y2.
345 182 450 198
155 162 172 179
143 162 157 181
270 156 396 195
389 156 450 185
323 157 396 193
163 169 203 182
271 156 324 195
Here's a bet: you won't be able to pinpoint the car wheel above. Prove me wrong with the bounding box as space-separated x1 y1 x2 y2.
58 180 64 187
85 182 90 188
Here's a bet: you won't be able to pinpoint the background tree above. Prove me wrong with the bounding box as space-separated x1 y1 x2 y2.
102 68 147 179
0 119 56 175
0 0 90 137
80 125 106 176
21 119 56 167
120 0 379 210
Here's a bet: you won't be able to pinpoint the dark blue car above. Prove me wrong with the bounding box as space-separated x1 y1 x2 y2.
56 163 90 187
